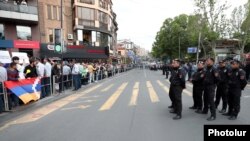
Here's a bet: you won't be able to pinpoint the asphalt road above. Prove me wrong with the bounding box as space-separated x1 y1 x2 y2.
0 69 250 141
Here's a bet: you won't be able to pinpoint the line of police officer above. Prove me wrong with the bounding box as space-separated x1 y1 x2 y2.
163 58 247 121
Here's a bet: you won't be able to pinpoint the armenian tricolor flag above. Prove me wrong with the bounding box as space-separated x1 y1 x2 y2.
4 78 41 104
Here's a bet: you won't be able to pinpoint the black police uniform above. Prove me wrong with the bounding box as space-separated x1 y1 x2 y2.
227 68 247 119
169 67 186 118
191 68 205 111
215 66 229 111
162 64 166 75
203 66 220 120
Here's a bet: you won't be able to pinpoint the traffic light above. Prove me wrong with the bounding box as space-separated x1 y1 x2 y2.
54 29 62 53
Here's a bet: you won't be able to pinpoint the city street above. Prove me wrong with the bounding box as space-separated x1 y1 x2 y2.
0 68 250 141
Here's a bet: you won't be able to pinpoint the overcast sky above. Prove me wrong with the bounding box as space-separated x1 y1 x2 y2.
113 0 248 51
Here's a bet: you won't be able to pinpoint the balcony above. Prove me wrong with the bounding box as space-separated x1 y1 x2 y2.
78 0 95 5
0 3 38 23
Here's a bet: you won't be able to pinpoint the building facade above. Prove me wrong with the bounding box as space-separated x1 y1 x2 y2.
38 0 73 46
73 0 118 56
0 0 40 57
38 0 118 60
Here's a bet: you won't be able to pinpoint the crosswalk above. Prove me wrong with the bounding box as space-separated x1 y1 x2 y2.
98 80 193 111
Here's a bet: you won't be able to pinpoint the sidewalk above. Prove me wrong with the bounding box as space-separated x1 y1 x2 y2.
0 70 132 127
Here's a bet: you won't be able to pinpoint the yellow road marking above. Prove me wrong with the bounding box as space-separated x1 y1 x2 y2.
0 84 103 131
157 80 169 93
129 82 140 106
146 81 159 103
99 83 128 111
61 105 90 111
165 80 192 96
101 84 114 92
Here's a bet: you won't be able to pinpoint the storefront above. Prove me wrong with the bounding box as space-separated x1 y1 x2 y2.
13 40 40 57
40 44 109 60
0 40 40 58
0 40 13 50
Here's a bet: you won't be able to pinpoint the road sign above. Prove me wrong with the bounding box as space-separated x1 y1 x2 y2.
187 47 197 54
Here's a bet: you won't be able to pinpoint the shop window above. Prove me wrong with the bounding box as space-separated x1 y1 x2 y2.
19 49 33 58
0 24 4 40
83 30 91 45
16 25 31 40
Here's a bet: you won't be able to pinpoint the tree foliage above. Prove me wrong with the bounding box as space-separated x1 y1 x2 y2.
152 0 250 60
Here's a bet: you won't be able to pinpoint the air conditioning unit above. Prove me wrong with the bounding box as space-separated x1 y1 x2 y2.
67 34 73 40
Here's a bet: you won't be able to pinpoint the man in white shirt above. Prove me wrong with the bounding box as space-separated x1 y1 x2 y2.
44 58 52 96
0 61 7 113
72 60 80 91
35 58 46 98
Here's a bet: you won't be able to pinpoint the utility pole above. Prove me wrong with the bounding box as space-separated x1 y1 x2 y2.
196 32 201 64
60 0 64 92
178 36 181 59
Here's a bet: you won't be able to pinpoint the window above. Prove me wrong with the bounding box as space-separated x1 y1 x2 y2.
77 7 95 27
16 26 31 40
53 6 58 20
99 11 108 24
47 5 52 20
48 29 54 43
77 7 95 21
99 0 108 10
47 5 60 20
0 24 4 40
78 0 95 5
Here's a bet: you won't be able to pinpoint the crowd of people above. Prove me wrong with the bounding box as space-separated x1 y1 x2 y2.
0 56 131 114
161 58 248 121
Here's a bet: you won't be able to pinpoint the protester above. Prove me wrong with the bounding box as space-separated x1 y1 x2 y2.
44 58 52 96
72 60 80 91
63 61 71 89
24 59 38 78
52 62 62 93
7 62 20 109
0 61 7 113
88 63 96 84
35 58 46 98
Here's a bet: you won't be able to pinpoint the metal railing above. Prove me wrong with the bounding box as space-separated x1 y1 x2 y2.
0 67 134 112
0 3 38 15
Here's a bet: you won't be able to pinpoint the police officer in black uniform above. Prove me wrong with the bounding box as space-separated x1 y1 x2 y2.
202 58 220 121
214 60 229 113
190 60 205 113
169 59 186 120
224 60 247 120
162 64 166 75
166 63 171 79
